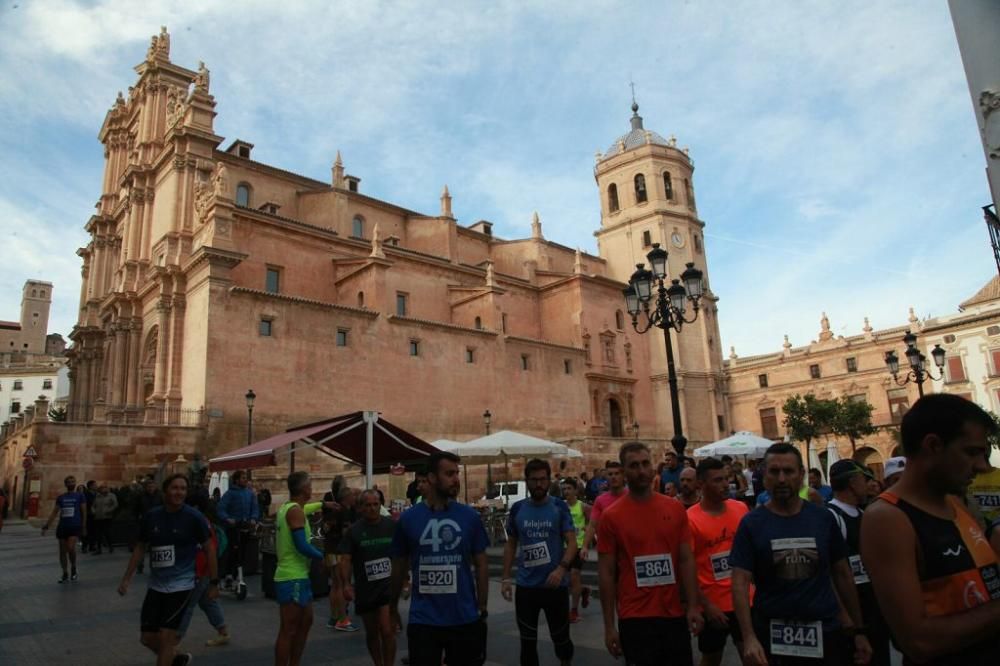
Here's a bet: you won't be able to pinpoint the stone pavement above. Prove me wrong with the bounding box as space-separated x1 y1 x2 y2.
0 521 749 665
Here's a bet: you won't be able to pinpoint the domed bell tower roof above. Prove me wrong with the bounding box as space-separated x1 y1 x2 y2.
603 101 672 159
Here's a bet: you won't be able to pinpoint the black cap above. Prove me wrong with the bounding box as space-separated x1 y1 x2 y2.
829 460 875 484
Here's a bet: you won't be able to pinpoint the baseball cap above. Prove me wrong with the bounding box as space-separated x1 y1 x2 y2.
884 457 906 479
829 460 875 484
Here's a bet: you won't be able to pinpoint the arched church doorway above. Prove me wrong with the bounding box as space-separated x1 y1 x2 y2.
608 398 624 438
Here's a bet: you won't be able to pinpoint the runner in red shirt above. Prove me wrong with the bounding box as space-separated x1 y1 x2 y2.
598 443 701 665
688 456 750 666
581 461 627 562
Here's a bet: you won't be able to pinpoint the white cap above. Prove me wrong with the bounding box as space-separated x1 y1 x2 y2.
884 457 906 479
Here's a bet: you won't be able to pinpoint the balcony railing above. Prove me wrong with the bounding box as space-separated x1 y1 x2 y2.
64 403 207 427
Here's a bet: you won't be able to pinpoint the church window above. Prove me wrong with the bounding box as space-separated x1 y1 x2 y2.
31 289 37 297
474 316 482 330
564 359 572 374
988 326 1000 337
10 401 20 414
846 357 858 373
501 313 508 333
265 267 281 294
809 364 821 379
466 347 475 363
634 174 647 203
521 354 530 371
409 339 420 357
888 388 909 424
615 310 625 330
693 235 702 254
13 380 23 391
718 415 726 432
259 318 273 337
758 374 768 388
663 172 674 200
943 334 956 343
946 357 967 383
684 178 694 207
357 291 365 308
642 230 652 247
607 184 619 213
336 329 348 347
43 379 52 389
396 293 408 317
236 183 251 207
352 216 365 238
40 290 45 298
759 407 779 439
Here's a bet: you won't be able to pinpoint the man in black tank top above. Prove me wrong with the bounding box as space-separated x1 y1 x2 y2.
826 460 890 665
862 394 1000 666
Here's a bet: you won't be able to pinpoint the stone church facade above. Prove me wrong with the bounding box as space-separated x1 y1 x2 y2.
62 29 726 466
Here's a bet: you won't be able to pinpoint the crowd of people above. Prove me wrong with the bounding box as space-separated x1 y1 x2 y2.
25 391 1000 665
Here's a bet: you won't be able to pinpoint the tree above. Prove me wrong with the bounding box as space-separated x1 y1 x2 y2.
782 393 837 448
830 396 876 455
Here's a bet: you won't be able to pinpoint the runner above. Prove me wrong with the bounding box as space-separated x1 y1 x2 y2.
41 475 88 583
678 467 701 509
561 477 592 622
176 506 230 649
339 489 398 666
581 461 627 562
730 442 871 666
825 459 890 666
389 451 489 665
216 470 260 586
687 457 749 666
881 457 905 489
598 441 702 665
323 480 360 631
501 459 576 666
117 473 215 666
862 394 1000 665
273 471 326 666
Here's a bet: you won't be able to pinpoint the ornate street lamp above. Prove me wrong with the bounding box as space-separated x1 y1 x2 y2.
631 421 640 439
483 409 493 494
623 243 704 456
884 330 945 397
245 389 256 446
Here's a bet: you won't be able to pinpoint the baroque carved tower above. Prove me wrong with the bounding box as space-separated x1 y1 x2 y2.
593 102 728 446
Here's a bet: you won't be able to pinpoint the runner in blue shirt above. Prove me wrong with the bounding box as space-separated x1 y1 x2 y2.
118 473 216 666
42 475 88 583
390 451 489 666
501 458 577 666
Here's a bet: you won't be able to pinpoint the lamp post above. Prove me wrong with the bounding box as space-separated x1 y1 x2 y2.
632 421 640 439
623 243 704 456
483 409 493 495
483 409 492 435
884 330 945 397
245 389 256 446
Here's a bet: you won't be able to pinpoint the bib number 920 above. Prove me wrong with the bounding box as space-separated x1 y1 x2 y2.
418 565 457 594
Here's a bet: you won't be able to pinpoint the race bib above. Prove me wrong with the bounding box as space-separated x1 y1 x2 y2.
150 545 176 569
364 557 392 582
634 553 675 587
975 493 1000 509
711 550 732 581
418 564 457 594
522 541 551 568
770 619 823 659
61 506 76 518
849 554 870 584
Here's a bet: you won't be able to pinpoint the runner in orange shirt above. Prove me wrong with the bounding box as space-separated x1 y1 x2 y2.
598 442 702 665
688 457 750 666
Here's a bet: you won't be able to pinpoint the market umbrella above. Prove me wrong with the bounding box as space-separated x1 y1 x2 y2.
693 431 775 458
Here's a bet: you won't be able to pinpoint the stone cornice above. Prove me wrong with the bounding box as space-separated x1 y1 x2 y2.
184 246 248 272
506 335 587 354
584 371 637 384
386 314 497 336
229 287 379 318
215 151 330 191
594 209 705 237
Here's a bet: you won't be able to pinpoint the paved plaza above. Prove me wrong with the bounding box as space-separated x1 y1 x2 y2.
0 520 757 665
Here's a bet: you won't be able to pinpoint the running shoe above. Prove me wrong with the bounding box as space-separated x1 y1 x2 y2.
570 608 581 624
57 573 69 584
326 618 337 629
581 586 590 609
172 653 193 666
205 634 230 647
70 571 78 581
334 618 360 632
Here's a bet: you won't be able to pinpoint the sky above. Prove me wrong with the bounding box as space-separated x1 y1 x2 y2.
0 0 993 357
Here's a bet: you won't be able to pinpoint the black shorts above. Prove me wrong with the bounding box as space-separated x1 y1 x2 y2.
570 552 584 570
407 620 487 666
56 525 81 540
698 611 743 654
355 589 392 616
140 588 195 633
619 616 693 666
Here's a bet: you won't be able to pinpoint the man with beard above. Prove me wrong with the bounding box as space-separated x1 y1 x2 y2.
688 457 750 666
731 443 871 665
501 459 577 666
581 461 627 562
862 394 1000 665
118 474 216 666
42 475 88 583
678 467 701 509
390 451 489 665
598 442 702 665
